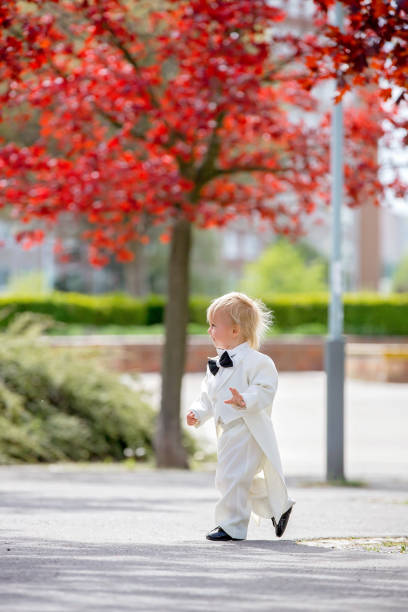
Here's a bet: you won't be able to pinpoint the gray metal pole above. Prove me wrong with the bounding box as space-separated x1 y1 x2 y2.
325 1 345 481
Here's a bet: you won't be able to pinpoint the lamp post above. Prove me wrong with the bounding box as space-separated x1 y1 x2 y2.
325 1 345 481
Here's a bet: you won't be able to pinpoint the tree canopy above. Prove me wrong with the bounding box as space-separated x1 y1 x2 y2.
0 0 405 266
307 1 408 105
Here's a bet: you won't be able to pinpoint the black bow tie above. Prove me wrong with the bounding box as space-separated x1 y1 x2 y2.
208 350 233 376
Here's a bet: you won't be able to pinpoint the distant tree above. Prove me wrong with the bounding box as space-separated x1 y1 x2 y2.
4 269 49 295
239 237 328 295
391 251 408 292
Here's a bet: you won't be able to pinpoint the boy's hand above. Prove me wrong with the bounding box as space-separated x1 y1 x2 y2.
224 387 246 409
187 410 199 426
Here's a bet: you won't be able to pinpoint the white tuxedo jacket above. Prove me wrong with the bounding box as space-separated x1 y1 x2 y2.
189 342 294 522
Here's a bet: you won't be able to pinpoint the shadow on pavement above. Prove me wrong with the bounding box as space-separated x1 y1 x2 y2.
1 535 407 612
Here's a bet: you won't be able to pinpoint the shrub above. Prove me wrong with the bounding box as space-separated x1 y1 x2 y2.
0 311 156 464
191 291 408 335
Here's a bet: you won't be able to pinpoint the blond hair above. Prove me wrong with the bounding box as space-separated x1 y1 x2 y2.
206 291 274 350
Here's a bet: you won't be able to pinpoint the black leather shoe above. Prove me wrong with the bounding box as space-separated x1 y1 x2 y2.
272 506 293 538
206 526 243 541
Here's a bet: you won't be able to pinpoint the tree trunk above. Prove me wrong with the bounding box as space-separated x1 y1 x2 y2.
153 216 192 468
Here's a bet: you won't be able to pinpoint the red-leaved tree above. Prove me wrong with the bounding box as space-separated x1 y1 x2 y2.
0 0 406 466
305 0 408 104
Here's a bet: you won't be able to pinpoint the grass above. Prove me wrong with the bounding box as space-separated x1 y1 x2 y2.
301 478 367 488
297 536 408 554
361 539 408 554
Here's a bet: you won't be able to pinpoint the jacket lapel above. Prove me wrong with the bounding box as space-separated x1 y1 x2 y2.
207 345 251 394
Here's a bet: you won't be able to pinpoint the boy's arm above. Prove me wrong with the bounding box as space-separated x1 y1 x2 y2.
239 357 278 414
189 370 214 428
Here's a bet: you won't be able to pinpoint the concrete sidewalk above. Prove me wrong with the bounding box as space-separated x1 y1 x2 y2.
135 371 408 483
0 465 407 611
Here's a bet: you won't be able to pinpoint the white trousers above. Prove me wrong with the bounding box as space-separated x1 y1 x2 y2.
214 417 276 540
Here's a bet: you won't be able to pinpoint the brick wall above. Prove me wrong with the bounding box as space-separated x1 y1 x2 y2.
40 334 408 382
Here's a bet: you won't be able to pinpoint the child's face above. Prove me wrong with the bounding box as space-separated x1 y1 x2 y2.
207 309 242 349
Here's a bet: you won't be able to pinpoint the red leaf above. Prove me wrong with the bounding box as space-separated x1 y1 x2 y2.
116 248 134 262
159 233 171 244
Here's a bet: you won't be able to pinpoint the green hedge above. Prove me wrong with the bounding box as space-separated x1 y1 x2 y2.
189 292 408 335
0 290 407 335
0 291 147 327
260 292 408 335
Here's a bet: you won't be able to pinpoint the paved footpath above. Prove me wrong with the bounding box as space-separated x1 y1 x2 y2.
136 371 408 482
0 464 407 611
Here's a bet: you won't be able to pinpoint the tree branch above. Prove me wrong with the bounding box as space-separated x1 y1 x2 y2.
212 164 290 177
92 104 122 130
100 20 190 156
101 20 161 112
261 53 301 83
91 103 150 141
193 110 226 188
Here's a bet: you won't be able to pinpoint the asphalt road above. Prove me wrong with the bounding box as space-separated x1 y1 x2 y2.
0 465 407 611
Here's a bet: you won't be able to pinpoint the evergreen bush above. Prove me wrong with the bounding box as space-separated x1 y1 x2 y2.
0 311 156 464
